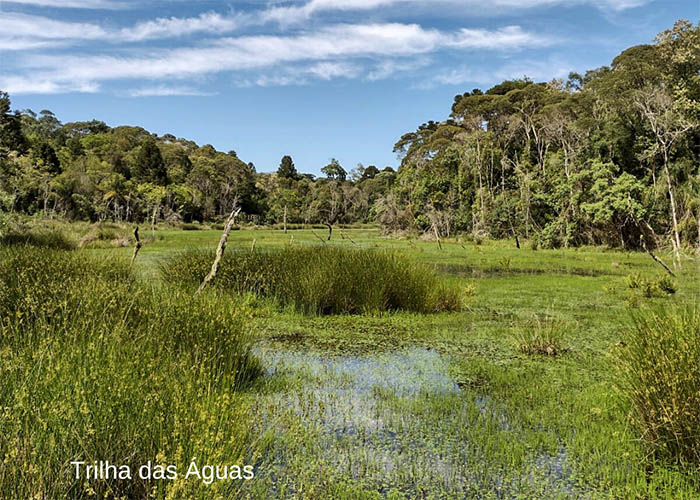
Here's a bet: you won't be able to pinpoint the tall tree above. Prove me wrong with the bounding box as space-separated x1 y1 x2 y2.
133 138 167 185
277 155 298 179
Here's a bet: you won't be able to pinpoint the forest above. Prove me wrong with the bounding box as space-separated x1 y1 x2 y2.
1 20 699 260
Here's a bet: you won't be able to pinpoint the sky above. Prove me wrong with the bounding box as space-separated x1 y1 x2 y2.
0 0 698 175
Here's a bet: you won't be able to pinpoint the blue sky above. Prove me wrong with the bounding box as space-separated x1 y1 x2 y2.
1 0 697 175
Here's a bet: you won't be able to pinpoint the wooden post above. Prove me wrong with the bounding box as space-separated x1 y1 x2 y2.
196 201 241 295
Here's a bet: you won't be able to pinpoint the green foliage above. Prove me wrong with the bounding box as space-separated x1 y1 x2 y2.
0 247 261 498
161 246 466 314
617 307 700 467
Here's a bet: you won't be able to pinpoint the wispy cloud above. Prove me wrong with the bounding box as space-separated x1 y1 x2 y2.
15 24 549 87
0 11 245 46
0 76 100 94
128 85 215 97
427 56 574 87
1 0 125 8
262 0 651 23
118 11 246 42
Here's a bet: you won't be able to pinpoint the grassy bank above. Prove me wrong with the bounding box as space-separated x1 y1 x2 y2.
0 247 261 499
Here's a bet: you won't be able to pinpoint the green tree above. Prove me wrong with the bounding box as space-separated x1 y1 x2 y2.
277 155 298 179
133 138 167 185
321 158 346 181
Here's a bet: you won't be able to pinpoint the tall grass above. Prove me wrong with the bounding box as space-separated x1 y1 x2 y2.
161 246 466 314
0 247 261 499
617 306 700 468
0 227 76 249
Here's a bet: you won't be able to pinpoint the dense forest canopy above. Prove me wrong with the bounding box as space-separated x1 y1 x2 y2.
1 20 698 253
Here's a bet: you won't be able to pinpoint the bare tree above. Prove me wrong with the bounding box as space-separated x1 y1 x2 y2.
635 86 697 268
196 198 241 295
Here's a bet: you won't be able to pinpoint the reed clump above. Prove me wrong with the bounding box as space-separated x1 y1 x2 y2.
617 307 700 469
161 246 466 315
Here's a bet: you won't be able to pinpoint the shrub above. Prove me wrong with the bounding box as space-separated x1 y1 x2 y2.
656 275 677 295
513 315 567 356
0 247 261 499
625 273 677 298
617 307 700 467
161 246 466 315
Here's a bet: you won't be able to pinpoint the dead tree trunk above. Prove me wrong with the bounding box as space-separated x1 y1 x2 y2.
150 204 158 241
432 224 442 251
510 220 520 249
130 226 142 268
640 223 675 277
663 156 682 269
340 228 358 245
325 223 333 241
311 228 327 244
196 202 241 295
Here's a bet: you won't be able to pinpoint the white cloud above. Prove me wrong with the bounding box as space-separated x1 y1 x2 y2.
0 76 99 94
429 57 573 87
366 57 431 80
262 0 650 23
0 13 108 41
19 23 549 85
0 11 245 48
306 61 362 80
1 0 124 8
118 12 246 42
128 85 215 96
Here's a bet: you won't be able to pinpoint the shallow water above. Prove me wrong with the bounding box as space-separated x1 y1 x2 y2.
246 345 585 498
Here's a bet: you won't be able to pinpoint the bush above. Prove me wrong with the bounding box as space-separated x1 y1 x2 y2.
0 247 261 499
617 307 700 467
161 246 467 315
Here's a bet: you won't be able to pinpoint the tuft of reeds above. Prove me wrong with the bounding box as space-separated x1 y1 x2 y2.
513 315 567 356
161 246 466 315
0 247 261 499
617 307 700 468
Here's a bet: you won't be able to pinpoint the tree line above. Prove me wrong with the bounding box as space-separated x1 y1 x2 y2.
0 20 698 256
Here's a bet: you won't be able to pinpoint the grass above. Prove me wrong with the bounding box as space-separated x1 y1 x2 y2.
617 306 700 467
0 247 261 499
161 246 467 314
3 224 700 498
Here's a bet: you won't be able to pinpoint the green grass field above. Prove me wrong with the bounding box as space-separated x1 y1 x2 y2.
83 227 700 498
5 225 700 499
